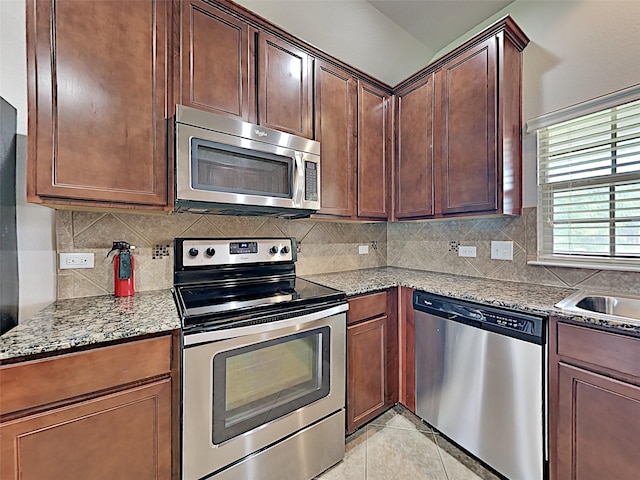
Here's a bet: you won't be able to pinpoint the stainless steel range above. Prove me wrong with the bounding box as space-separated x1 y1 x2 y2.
173 237 348 480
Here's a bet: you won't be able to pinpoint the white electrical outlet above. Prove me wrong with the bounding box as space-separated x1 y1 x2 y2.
491 241 513 261
458 246 476 258
60 253 95 269
358 245 369 255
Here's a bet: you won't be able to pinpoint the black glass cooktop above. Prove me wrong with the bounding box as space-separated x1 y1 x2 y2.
174 277 345 330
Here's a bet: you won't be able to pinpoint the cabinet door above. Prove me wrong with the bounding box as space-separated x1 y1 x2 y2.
0 380 172 480
177 0 254 122
435 37 498 215
357 82 391 219
347 316 387 433
556 363 640 480
258 32 313 138
395 76 435 219
314 60 357 217
27 0 169 207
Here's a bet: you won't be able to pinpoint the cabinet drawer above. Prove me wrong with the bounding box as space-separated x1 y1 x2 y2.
348 291 387 325
0 336 172 416
556 322 640 378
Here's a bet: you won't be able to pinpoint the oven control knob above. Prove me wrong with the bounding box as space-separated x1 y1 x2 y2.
205 247 216 257
188 248 199 257
269 246 279 255
280 246 290 255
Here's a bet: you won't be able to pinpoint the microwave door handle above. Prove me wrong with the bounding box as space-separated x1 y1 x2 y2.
293 152 304 206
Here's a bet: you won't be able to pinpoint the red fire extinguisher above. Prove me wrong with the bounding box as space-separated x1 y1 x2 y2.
107 241 135 297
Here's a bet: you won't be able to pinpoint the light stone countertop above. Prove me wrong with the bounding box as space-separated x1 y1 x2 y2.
303 267 640 335
0 290 180 362
2 267 638 362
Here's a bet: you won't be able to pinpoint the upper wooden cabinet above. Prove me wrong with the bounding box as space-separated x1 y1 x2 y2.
177 2 314 138
258 32 314 138
357 81 392 220
395 75 435 220
314 60 357 217
435 38 498 215
26 0 170 209
176 0 255 122
314 67 391 220
394 17 528 220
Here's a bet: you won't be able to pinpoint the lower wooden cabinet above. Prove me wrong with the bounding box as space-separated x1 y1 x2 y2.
0 333 178 479
346 290 397 434
550 318 640 480
0 380 171 479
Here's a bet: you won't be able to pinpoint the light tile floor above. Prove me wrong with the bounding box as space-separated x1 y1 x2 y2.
316 406 503 480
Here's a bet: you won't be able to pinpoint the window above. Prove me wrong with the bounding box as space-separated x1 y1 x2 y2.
534 91 640 270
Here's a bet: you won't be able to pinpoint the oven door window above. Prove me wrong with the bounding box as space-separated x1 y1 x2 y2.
212 327 330 444
191 139 293 198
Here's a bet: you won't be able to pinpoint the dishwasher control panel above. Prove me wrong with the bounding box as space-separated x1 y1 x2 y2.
482 311 535 333
413 291 544 343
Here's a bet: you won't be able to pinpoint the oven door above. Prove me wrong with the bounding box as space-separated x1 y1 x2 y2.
182 306 346 480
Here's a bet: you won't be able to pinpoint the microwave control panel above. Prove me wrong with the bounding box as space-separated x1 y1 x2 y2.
304 161 318 202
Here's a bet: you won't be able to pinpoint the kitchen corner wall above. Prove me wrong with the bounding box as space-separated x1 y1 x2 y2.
388 206 640 295
55 211 387 299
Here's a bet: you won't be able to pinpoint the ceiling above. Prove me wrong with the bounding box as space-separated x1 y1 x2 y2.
367 0 514 55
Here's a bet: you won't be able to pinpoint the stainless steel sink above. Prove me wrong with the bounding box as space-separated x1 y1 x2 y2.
555 290 640 323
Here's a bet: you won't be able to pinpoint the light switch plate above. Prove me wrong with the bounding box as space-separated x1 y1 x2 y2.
60 253 95 269
458 246 476 258
491 241 513 261
358 245 369 255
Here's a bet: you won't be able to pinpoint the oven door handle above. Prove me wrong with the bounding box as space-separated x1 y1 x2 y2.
183 302 349 346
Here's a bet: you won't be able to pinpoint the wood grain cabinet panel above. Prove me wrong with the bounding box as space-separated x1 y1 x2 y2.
347 316 387 432
394 18 527 220
357 82 391 220
314 60 357 217
550 318 640 480
177 0 254 122
0 333 178 479
258 32 314 138
0 380 172 480
435 38 497 215
346 290 398 434
556 364 640 480
26 0 169 208
395 76 435 219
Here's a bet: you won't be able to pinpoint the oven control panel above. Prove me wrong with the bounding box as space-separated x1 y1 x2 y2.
179 238 295 267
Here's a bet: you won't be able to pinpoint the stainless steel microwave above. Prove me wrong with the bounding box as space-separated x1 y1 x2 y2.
174 105 320 218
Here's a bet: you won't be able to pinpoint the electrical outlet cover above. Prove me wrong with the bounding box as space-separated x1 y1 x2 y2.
458 246 477 258
491 241 513 261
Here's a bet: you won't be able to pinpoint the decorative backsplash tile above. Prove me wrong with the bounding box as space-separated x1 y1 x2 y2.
55 206 639 300
387 207 640 295
55 211 387 299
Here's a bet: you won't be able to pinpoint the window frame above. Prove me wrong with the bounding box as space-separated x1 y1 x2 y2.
527 84 640 271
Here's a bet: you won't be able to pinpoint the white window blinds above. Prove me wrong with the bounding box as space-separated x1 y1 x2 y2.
537 97 640 269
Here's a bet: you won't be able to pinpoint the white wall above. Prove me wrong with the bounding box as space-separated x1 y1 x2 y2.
235 0 433 86
0 0 56 321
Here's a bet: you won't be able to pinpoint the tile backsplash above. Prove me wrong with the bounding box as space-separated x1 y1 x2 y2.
387 207 640 295
55 211 387 299
55 207 639 299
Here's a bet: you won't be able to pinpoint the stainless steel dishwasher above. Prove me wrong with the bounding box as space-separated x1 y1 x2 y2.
414 291 545 480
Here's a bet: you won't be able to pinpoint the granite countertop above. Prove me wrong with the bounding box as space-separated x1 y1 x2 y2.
2 266 638 362
303 267 640 335
0 290 181 362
